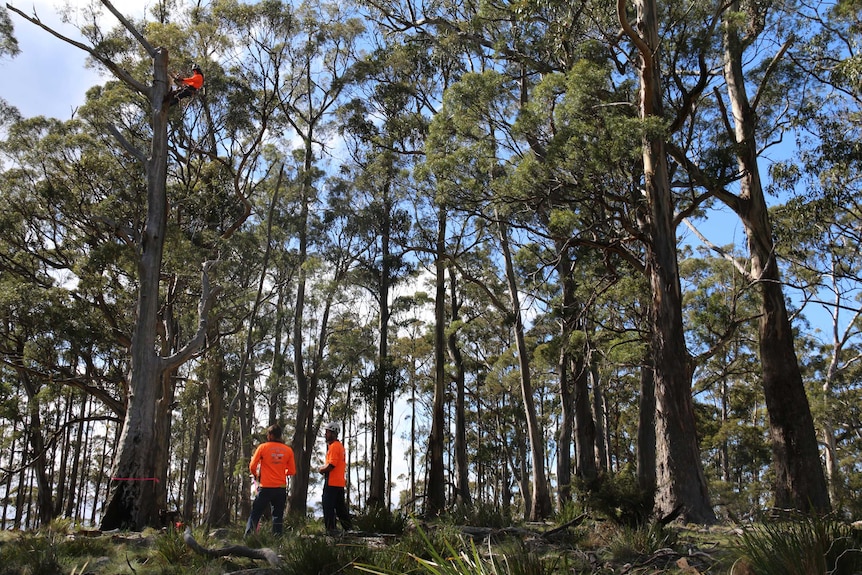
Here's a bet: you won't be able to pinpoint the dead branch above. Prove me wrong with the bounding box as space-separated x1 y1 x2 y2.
182 528 281 566
543 513 589 539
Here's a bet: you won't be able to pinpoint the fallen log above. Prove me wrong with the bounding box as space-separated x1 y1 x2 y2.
182 527 281 567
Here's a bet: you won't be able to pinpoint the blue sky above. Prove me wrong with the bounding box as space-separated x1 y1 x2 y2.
1 0 141 119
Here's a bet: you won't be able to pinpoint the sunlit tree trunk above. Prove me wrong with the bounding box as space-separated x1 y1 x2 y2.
498 217 553 520
720 7 830 513
620 0 716 524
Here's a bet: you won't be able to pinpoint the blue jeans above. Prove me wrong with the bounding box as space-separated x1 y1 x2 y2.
246 487 286 535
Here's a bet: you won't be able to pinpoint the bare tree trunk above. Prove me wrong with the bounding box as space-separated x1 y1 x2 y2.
636 361 656 493
290 140 314 515
69 396 88 520
57 397 73 518
183 416 202 524
369 182 395 509
573 350 598 484
620 0 716 524
99 44 172 531
448 264 472 509
204 345 228 526
19 370 55 526
498 218 553 520
591 363 611 472
721 10 830 513
427 208 447 515
555 244 575 505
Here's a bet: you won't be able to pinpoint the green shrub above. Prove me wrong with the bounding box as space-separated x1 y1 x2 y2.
607 523 678 563
575 471 654 528
153 527 194 566
0 531 62 575
352 507 407 535
554 500 585 525
491 540 553 575
280 535 372 575
446 502 514 529
737 514 862 575
359 527 550 575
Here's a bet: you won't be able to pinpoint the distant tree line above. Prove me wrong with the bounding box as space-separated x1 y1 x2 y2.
1 0 860 530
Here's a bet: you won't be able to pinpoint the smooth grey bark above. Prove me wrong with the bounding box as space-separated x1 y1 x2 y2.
497 217 553 520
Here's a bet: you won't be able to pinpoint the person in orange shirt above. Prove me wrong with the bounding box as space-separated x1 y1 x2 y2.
246 423 295 536
318 422 352 534
168 64 204 107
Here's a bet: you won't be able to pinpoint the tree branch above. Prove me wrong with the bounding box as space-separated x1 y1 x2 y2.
104 123 146 164
752 37 793 112
98 0 155 56
162 260 221 373
5 2 150 96
681 217 753 281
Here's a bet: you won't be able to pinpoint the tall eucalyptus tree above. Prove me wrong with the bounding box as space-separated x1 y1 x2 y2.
713 0 829 514
617 0 717 523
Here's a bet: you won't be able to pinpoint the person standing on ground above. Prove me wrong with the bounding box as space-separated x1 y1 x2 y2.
246 423 295 536
318 422 352 534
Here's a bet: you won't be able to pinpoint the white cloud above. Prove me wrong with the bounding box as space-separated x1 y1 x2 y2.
2 0 146 119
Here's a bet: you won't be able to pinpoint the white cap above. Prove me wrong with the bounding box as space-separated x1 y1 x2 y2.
324 422 340 434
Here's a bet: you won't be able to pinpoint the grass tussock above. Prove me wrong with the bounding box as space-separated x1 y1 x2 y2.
358 527 551 575
736 514 862 575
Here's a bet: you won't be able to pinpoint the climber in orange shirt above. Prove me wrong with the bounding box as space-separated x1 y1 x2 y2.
168 64 204 107
246 423 295 536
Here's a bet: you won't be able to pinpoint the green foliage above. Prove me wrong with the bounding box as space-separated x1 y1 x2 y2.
393 524 465 563
607 524 679 563
56 533 112 558
554 500 585 525
575 471 654 528
490 540 554 575
449 502 513 529
353 506 407 535
737 515 862 575
152 527 195 567
0 530 62 575
358 527 550 575
280 535 372 575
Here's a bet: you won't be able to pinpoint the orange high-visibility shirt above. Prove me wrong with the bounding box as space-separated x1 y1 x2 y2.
324 440 346 488
180 70 204 90
249 441 295 488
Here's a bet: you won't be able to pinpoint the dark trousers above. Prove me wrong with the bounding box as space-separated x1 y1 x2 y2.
246 487 286 535
322 484 352 531
168 86 197 107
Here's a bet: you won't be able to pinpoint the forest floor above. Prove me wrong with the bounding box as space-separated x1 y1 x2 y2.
0 516 755 575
